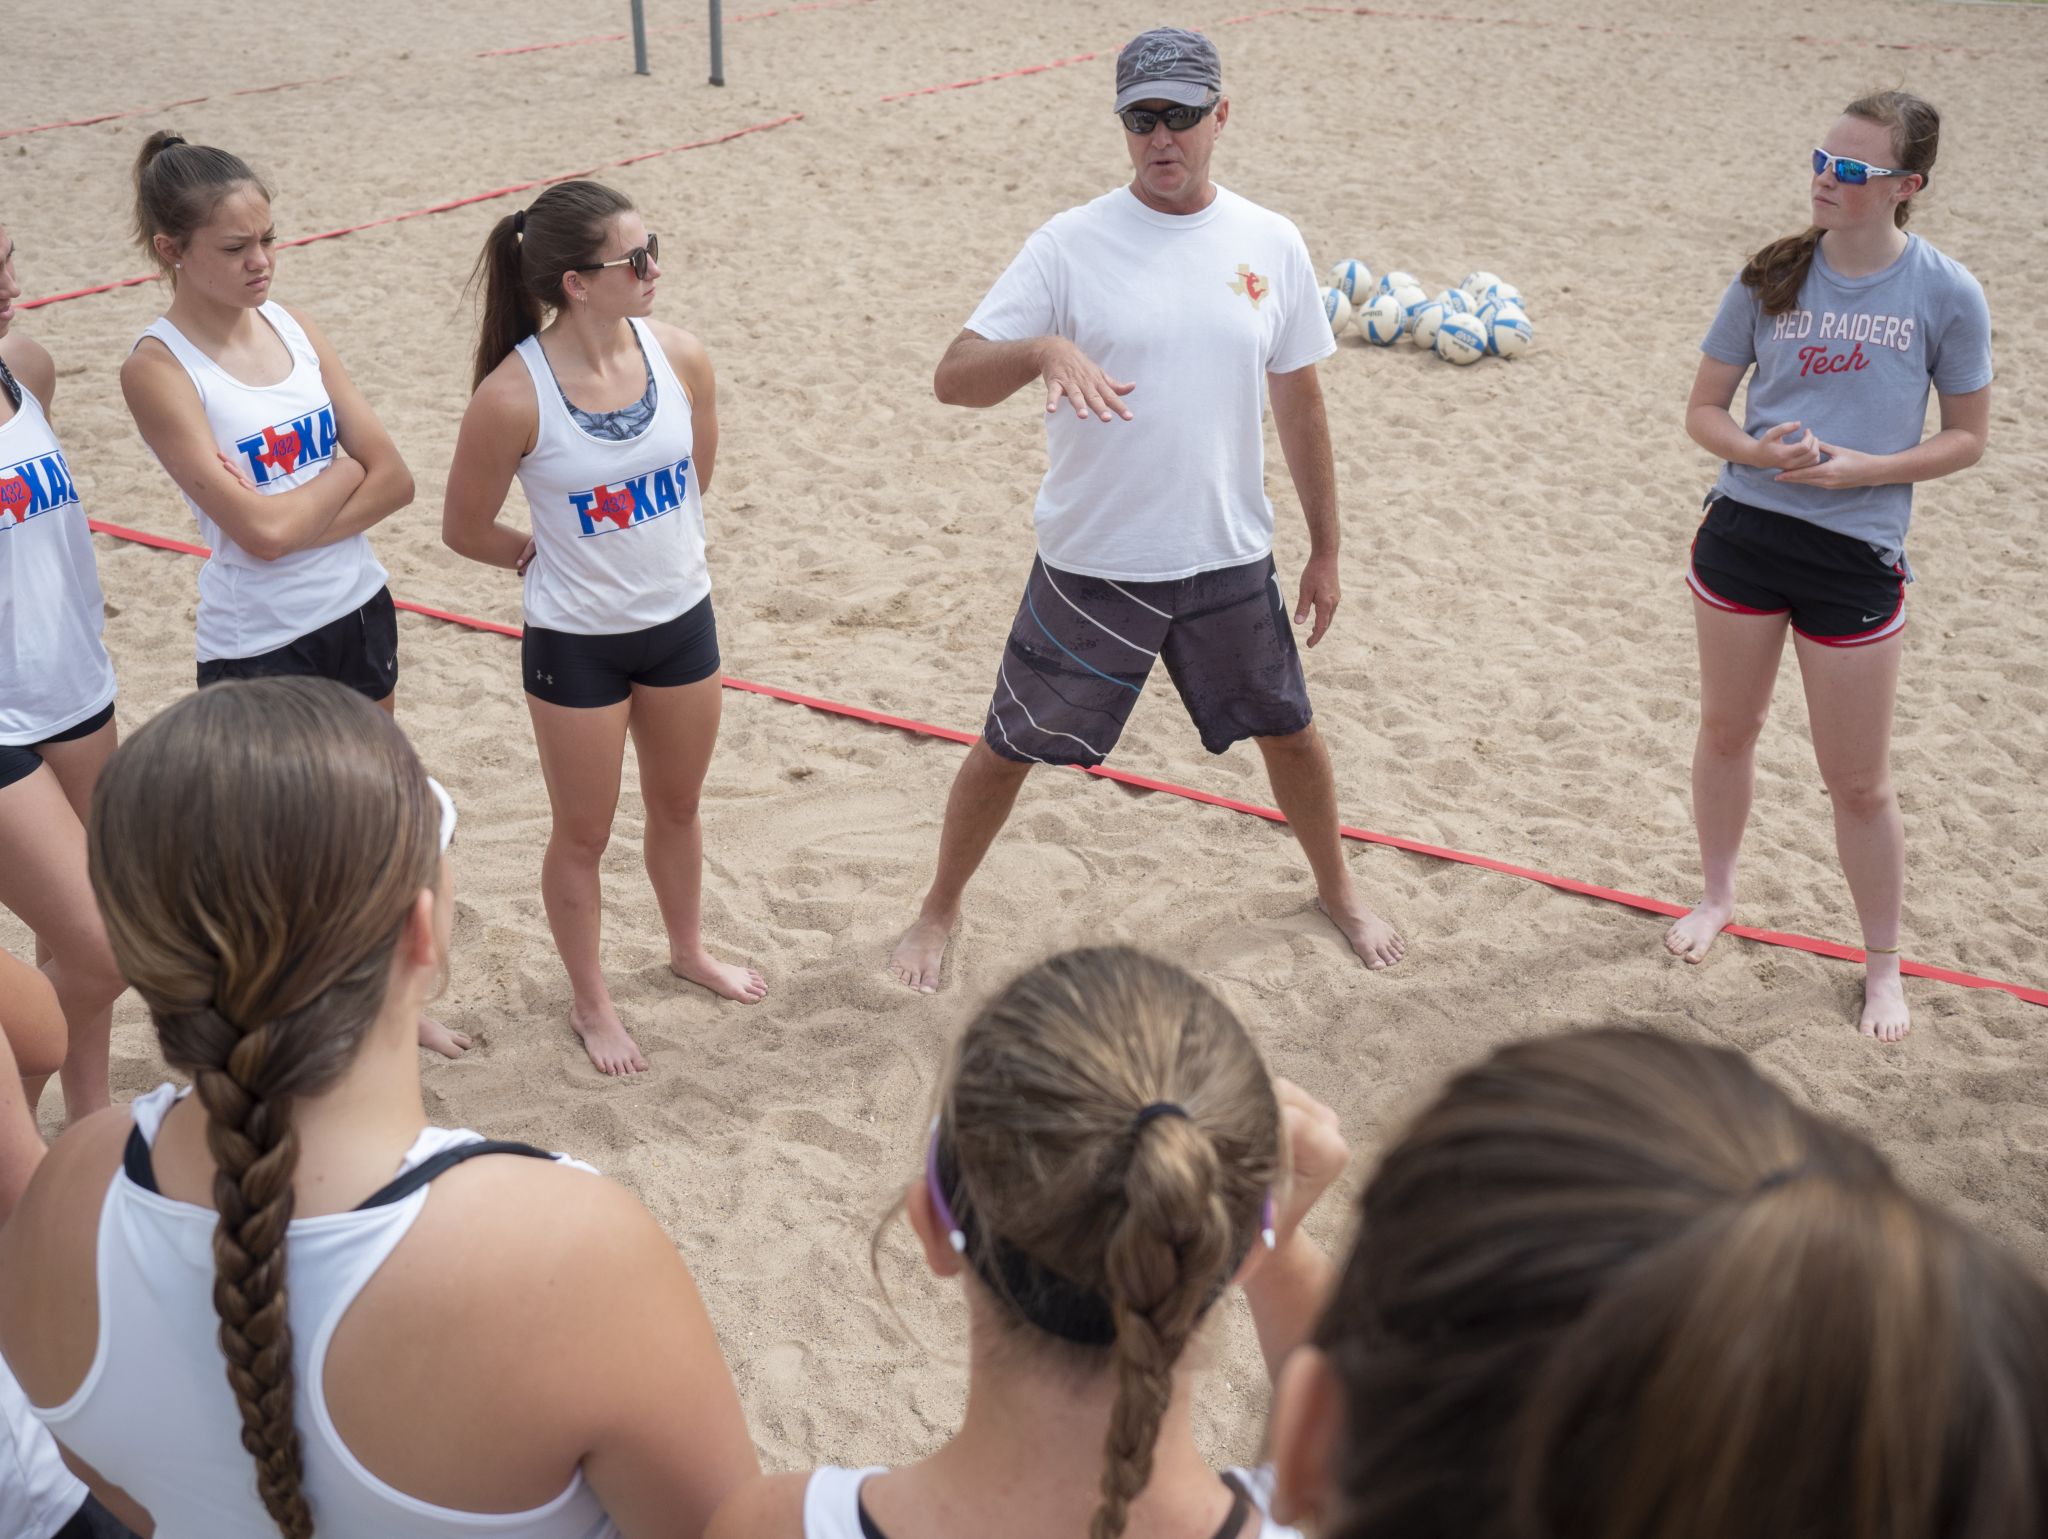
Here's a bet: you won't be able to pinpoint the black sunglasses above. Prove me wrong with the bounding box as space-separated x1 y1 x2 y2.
574 233 660 281
1117 98 1218 135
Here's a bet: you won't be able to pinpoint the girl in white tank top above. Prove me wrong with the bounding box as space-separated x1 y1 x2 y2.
0 680 758 1539
0 221 129 1129
706 950 1344 1539
119 133 412 698
443 182 765 1081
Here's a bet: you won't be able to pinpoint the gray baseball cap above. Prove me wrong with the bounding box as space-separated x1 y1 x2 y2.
1113 27 1222 114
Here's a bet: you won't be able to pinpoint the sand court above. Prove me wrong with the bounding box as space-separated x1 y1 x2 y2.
6 0 2046 1474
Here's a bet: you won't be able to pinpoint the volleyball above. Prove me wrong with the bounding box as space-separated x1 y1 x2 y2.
1322 286 1354 336
1435 313 1488 365
1410 300 1448 351
1436 288 1476 316
1461 270 1502 297
1327 259 1374 306
1376 269 1420 300
1483 279 1525 313
1391 284 1430 333
1486 302 1532 358
1359 293 1404 345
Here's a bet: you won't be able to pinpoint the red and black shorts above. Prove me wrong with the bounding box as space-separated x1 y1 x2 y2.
982 553 1312 767
1687 495 1906 647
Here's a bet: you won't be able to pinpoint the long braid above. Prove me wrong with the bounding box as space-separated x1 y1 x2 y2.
86 678 446 1539
1093 1122 1237 1539
193 1019 312 1539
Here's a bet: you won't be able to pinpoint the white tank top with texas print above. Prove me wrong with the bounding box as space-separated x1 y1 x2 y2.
137 302 387 663
511 320 708 637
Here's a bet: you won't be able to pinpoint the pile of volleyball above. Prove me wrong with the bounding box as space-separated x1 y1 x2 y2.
1320 260 1532 365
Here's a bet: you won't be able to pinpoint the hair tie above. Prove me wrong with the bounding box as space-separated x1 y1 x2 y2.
162 133 187 149
512 209 527 239
1133 1102 1190 1129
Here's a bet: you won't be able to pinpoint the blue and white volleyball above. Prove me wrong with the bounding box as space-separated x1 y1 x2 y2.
1435 313 1488 365
1486 302 1532 358
1461 270 1503 298
1359 294 1403 345
1327 259 1374 306
1391 284 1431 334
1482 279 1525 314
1375 269 1420 300
1435 288 1476 316
1321 287 1354 336
1410 299 1448 350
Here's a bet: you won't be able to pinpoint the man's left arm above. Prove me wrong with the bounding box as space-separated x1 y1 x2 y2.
1268 363 1339 647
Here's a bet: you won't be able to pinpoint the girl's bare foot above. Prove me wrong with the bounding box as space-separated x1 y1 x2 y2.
1664 900 1734 963
888 912 954 994
1314 896 1406 970
1860 957 1910 1043
417 1016 471 1059
670 951 768 1003
570 1000 649 1075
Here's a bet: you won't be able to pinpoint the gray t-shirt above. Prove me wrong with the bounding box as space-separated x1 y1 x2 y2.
1700 233 1992 562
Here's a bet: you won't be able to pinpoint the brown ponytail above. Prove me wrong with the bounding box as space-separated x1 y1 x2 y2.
1741 90 1941 315
1308 1028 2048 1539
87 678 444 1538
469 179 635 390
932 948 1279 1539
133 129 271 276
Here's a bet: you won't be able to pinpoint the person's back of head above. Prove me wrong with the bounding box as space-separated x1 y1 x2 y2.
928 946 1280 1539
1285 1027 2048 1539
88 676 445 1538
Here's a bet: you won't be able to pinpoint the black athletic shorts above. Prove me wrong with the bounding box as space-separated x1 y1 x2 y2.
1688 496 1907 647
522 593 720 708
0 699 116 792
196 586 400 699
983 553 1312 766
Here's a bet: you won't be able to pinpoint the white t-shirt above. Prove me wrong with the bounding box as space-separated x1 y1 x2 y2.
965 184 1333 583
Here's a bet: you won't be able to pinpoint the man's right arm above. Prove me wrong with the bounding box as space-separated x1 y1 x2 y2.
933 330 1135 422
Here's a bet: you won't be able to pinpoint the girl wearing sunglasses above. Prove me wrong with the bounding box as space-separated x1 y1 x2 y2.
709 946 1342 1539
443 180 764 1079
0 679 759 1539
1666 90 1992 1043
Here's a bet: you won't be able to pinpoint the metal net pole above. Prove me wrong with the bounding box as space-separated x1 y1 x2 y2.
709 0 726 84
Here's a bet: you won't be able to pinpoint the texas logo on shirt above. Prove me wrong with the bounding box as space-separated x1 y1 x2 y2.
1230 264 1268 309
569 455 693 538
232 403 338 489
0 449 79 532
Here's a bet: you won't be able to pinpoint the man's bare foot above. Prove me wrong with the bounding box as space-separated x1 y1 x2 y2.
1860 961 1910 1044
417 1015 471 1059
1664 900 1734 963
1315 896 1406 970
889 913 954 994
670 951 768 1004
570 1001 649 1076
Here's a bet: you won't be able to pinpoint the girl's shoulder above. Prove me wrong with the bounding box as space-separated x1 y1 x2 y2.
703 1469 815 1539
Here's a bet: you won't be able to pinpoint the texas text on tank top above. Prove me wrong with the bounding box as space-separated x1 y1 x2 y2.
28 1084 618 1539
801 1465 1302 1539
512 318 709 638
135 303 387 663
0 373 117 743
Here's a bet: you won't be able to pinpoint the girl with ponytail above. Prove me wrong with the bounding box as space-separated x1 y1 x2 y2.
708 946 1346 1539
1667 90 1992 1043
1265 1028 2048 1539
121 132 417 709
443 181 763 1078
0 678 758 1539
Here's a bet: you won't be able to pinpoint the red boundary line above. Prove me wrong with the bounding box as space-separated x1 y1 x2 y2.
1 75 354 142
18 115 803 312
81 517 2047 1011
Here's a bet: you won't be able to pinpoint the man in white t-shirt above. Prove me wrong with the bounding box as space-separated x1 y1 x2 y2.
889 27 1406 991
